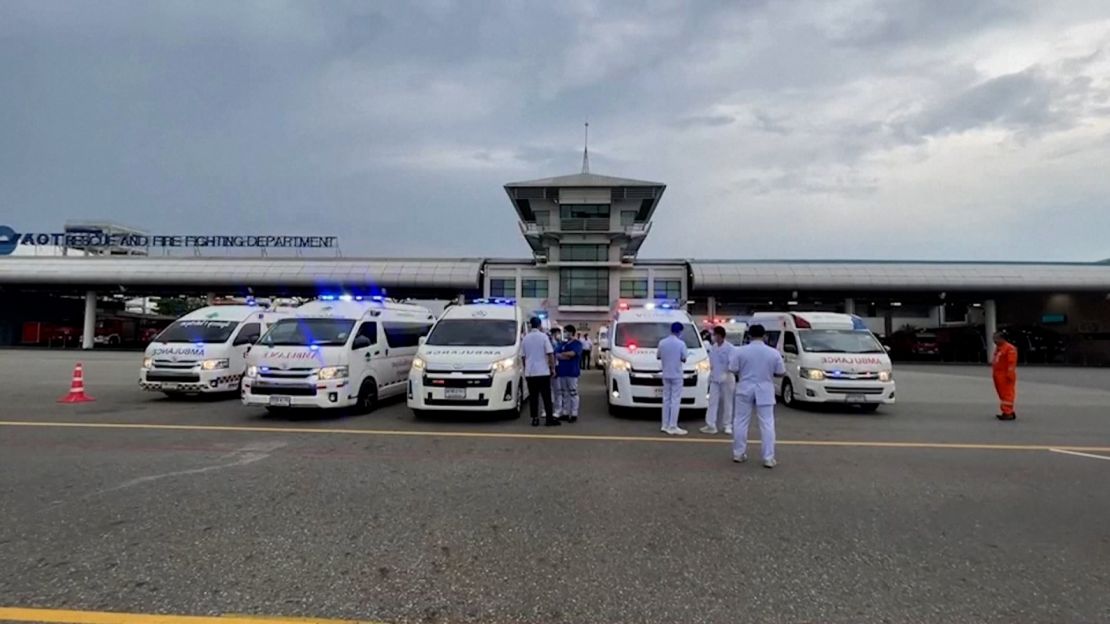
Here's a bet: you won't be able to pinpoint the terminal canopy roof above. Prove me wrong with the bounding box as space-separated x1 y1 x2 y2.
0 257 483 292
689 261 1110 292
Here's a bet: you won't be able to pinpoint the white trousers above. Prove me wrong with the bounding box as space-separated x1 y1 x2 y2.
555 376 580 416
545 378 562 417
661 378 683 430
732 393 776 461
706 378 735 430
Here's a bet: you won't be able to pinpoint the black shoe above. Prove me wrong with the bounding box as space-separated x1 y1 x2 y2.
545 418 562 427
569 416 578 423
531 417 540 427
558 415 570 422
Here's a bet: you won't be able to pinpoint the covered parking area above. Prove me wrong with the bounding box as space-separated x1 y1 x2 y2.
689 260 1110 366
0 256 484 348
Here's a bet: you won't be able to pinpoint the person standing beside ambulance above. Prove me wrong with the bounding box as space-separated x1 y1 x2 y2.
729 324 786 468
700 325 735 435
555 325 583 422
657 321 689 436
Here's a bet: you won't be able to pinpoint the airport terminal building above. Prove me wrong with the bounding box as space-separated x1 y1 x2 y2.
2 164 1110 364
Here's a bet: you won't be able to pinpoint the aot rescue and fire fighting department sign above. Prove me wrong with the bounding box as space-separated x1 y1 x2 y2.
0 225 337 256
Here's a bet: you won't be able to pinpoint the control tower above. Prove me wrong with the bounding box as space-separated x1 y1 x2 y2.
493 151 679 326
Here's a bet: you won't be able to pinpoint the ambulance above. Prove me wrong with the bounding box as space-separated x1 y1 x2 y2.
605 301 710 414
140 305 289 396
241 297 435 413
748 312 895 412
407 299 527 416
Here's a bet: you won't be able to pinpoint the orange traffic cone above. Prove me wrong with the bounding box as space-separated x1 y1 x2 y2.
58 362 95 403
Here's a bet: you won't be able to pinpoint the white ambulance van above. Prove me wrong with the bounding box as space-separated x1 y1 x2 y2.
605 302 710 414
242 297 435 413
140 305 288 396
407 299 526 417
748 312 895 412
596 325 610 369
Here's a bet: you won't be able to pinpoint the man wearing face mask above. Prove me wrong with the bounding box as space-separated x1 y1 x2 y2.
700 325 735 435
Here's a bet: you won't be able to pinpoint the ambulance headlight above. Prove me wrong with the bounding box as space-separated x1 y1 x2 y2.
200 358 230 371
142 357 154 369
491 357 516 373
695 359 711 374
411 356 426 371
317 365 349 380
610 357 632 372
878 370 893 382
801 367 826 381
245 365 259 378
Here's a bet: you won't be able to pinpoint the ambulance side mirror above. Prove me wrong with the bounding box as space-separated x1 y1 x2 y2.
784 344 798 355
884 344 892 352
418 336 427 346
353 336 373 350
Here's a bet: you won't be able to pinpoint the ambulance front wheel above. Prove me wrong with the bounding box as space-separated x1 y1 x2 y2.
781 379 796 408
355 379 378 414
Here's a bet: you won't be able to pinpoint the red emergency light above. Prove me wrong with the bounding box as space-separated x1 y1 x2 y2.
791 314 811 329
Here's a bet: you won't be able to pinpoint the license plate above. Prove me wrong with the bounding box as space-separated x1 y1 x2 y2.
653 387 664 398
268 395 292 407
445 388 467 400
162 382 179 391
846 393 868 403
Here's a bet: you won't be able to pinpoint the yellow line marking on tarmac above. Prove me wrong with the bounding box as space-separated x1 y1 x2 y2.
0 606 380 624
2 420 1109 453
1049 448 1110 462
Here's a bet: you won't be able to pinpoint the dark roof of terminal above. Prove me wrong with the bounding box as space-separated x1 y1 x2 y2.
504 172 665 188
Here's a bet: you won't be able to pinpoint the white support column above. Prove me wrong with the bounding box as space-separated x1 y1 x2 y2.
984 299 997 363
844 298 855 315
82 290 96 350
206 292 216 305
707 296 717 320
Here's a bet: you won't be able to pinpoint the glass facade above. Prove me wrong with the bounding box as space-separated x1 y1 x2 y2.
489 278 516 298
560 268 609 307
521 278 549 298
654 279 682 300
620 279 648 298
560 245 609 262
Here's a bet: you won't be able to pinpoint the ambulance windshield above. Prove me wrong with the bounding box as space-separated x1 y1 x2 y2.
259 318 355 347
615 323 701 348
155 320 237 343
799 329 885 353
426 319 518 347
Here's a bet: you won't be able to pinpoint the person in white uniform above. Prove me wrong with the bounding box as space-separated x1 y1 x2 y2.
656 321 689 436
522 317 560 428
700 325 735 435
729 323 786 468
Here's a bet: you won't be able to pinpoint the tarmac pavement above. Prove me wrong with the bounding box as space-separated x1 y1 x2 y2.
1 349 1108 623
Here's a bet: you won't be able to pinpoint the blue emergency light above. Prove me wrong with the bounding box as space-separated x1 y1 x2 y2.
850 315 868 331
474 297 516 305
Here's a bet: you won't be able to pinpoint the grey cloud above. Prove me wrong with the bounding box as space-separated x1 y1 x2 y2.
673 115 736 129
2 0 1110 261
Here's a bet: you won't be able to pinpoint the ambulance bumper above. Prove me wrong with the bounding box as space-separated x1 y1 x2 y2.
607 370 709 409
796 379 896 404
241 378 355 409
139 368 242 394
407 370 520 412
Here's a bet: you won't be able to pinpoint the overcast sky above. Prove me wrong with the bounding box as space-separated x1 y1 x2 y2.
2 0 1109 261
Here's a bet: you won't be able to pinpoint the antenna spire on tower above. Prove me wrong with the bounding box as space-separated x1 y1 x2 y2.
581 121 590 174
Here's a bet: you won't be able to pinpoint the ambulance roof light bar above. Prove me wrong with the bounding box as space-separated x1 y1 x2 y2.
472 297 516 305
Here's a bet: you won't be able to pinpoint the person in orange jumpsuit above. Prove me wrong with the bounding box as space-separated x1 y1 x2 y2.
991 332 1018 420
